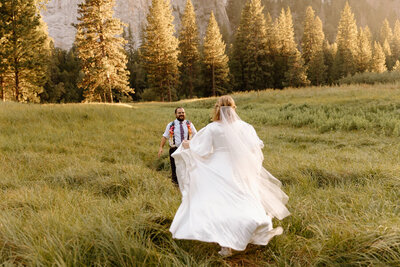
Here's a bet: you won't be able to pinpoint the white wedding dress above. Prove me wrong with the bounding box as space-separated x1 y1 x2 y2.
170 107 290 251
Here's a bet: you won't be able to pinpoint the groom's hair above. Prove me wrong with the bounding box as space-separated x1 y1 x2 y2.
175 107 184 114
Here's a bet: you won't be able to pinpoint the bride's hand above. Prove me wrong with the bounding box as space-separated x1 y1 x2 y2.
182 140 190 149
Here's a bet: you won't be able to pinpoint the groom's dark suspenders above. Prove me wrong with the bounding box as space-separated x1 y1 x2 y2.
169 120 191 147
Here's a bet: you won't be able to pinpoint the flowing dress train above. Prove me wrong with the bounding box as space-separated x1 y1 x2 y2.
170 112 290 251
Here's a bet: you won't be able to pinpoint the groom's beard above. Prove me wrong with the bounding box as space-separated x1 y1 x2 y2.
177 116 185 121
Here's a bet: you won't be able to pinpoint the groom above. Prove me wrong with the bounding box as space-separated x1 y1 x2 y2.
158 107 197 185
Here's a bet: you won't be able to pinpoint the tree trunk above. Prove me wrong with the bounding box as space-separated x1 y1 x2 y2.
212 62 216 96
168 80 172 102
0 76 4 101
12 5 19 102
160 81 164 102
109 85 113 103
15 68 19 102
188 65 193 98
107 77 113 103
241 61 245 91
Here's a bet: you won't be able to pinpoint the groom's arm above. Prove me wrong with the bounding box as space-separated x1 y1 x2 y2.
158 137 167 157
159 124 171 157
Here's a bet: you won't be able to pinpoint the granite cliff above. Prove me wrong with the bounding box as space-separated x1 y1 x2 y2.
41 0 400 50
41 0 230 49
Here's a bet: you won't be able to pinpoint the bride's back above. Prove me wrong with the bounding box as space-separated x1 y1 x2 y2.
209 120 248 151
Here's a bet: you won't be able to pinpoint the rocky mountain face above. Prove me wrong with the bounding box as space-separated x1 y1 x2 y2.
41 0 400 50
41 0 230 50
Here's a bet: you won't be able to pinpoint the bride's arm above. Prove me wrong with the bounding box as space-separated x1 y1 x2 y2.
181 124 213 156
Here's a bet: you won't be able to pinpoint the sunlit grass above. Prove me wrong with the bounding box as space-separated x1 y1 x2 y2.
0 83 399 265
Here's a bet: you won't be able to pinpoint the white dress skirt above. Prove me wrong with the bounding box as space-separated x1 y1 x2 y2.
170 120 290 251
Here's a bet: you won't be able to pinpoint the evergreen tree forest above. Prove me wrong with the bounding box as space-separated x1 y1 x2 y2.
2 0 400 102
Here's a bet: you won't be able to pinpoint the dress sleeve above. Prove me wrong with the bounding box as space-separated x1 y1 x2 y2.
171 124 213 195
249 125 264 149
190 122 198 136
239 122 263 149
187 123 213 157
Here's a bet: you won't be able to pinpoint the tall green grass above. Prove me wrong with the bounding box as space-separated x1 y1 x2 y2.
339 71 400 86
0 84 399 266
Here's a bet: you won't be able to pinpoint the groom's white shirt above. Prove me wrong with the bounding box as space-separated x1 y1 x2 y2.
163 119 197 147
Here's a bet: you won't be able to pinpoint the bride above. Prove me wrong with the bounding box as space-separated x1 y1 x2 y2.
170 96 290 257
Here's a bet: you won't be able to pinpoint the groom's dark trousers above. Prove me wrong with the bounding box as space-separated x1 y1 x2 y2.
169 147 179 185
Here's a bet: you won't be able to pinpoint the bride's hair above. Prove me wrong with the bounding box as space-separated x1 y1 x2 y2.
212 95 236 121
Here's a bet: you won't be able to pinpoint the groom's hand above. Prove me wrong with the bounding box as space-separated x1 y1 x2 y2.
158 147 163 157
182 140 190 149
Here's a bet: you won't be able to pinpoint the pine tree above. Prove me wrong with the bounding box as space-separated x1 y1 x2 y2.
392 60 400 72
0 0 50 102
333 2 358 80
378 19 394 70
265 13 279 87
302 7 320 65
382 38 394 70
142 0 180 102
123 25 146 101
323 41 337 84
380 19 393 46
276 8 308 87
355 26 372 73
203 12 230 96
244 0 272 90
301 6 326 85
392 20 400 62
178 0 200 98
231 0 271 91
371 42 387 73
230 1 251 91
75 0 132 103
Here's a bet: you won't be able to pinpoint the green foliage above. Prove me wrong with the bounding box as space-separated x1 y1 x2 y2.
41 46 83 103
0 85 399 265
75 0 132 103
142 0 180 102
0 0 50 102
123 25 147 101
203 12 230 96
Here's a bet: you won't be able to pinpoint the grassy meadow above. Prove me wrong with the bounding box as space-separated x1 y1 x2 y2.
0 84 399 266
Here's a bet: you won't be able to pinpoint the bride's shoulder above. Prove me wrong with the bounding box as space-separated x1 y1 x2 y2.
205 121 224 132
196 121 217 134
235 119 251 127
206 121 219 129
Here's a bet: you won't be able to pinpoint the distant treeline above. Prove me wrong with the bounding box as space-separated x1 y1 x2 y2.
1 0 400 103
